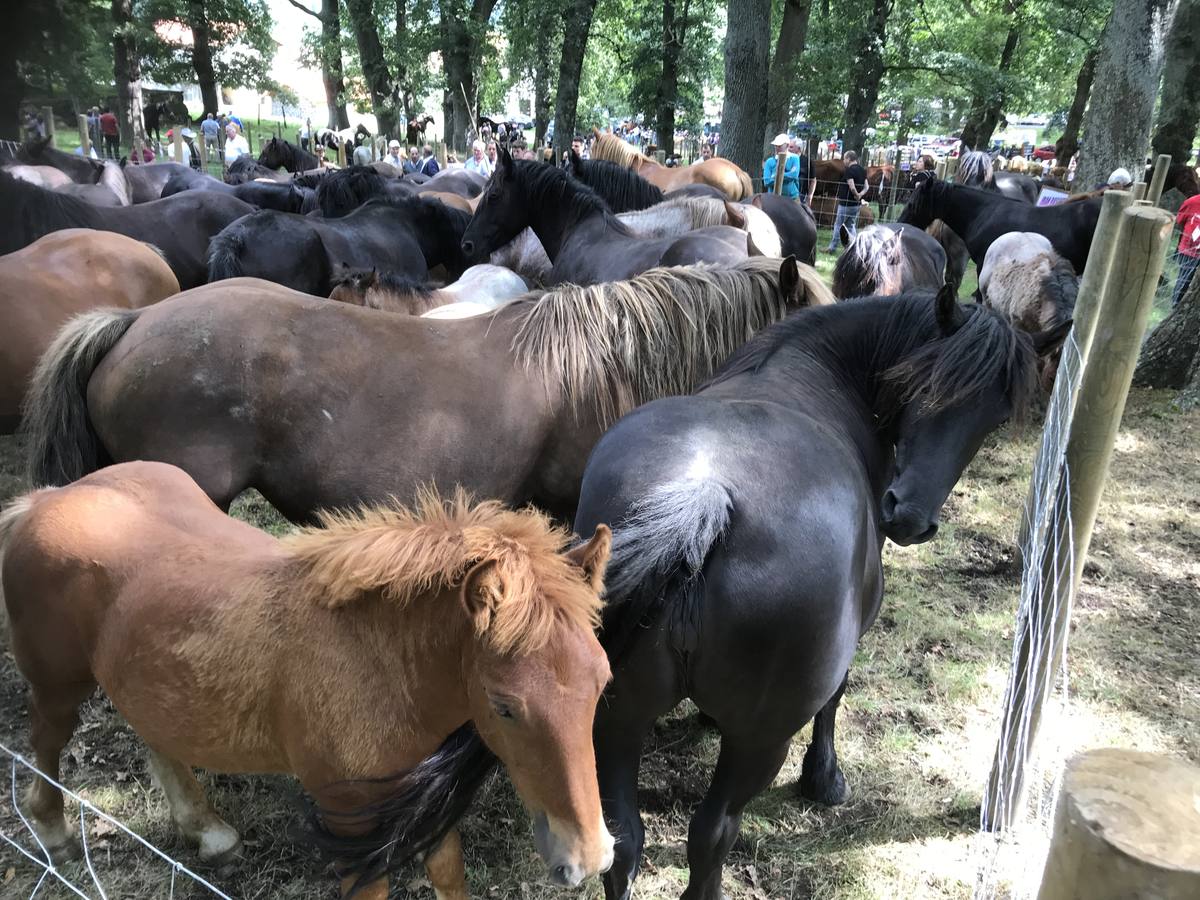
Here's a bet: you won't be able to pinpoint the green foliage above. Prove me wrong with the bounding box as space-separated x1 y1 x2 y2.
138 0 275 90
16 0 114 102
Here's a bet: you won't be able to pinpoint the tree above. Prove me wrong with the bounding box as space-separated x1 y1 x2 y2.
841 0 892 155
1054 49 1097 163
343 0 400 138
440 0 500 149
1075 0 1169 190
501 0 561 146
112 0 148 153
1151 0 1200 165
552 0 601 157
288 0 350 129
1134 274 1200 408
720 0 771 175
764 0 814 143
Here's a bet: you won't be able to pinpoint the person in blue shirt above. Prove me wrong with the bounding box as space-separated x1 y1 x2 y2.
762 133 800 198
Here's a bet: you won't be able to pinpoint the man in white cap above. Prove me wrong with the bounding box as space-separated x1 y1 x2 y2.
763 133 801 199
385 139 404 169
1105 167 1133 190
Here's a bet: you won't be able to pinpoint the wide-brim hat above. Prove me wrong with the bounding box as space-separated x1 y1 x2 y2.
771 133 790 146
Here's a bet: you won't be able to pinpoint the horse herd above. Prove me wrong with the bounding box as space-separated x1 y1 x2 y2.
0 133 1123 900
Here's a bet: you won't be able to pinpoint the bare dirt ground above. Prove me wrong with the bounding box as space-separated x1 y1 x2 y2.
0 388 1196 900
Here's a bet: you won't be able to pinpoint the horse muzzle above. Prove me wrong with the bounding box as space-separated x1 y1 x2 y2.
880 489 939 546
533 812 614 886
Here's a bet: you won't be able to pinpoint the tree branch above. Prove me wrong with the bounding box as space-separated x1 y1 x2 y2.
285 0 322 20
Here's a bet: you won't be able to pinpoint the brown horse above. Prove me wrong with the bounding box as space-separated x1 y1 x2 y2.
0 229 179 432
0 462 614 900
589 130 753 200
26 259 831 522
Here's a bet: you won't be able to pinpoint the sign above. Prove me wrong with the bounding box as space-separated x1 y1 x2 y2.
1036 187 1069 207
900 162 911 171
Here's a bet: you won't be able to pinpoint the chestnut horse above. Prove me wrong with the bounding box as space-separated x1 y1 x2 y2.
589 130 753 200
0 462 614 899
26 258 830 522
0 229 179 431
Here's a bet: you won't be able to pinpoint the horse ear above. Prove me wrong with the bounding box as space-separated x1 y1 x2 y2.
886 231 903 265
751 194 764 209
568 148 582 173
565 524 611 592
1030 320 1073 358
778 256 800 303
935 282 963 333
460 558 501 633
592 126 602 139
724 200 746 229
839 223 851 247
498 145 513 171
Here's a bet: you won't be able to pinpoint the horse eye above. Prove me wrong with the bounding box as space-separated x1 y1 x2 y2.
491 699 515 720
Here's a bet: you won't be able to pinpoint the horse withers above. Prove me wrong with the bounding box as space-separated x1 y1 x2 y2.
573 285 1071 900
0 463 614 899
330 264 529 315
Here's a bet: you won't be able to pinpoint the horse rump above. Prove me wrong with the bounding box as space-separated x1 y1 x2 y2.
300 723 498 893
206 223 247 281
22 308 141 487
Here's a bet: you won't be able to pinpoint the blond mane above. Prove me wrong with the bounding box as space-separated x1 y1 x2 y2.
510 257 833 424
284 489 600 654
589 134 651 169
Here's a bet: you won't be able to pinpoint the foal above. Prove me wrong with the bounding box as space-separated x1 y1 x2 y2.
1 462 615 898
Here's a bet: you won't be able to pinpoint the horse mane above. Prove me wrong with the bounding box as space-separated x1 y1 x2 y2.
509 256 832 424
958 151 995 187
1040 256 1079 328
507 159 626 230
617 196 730 232
315 165 393 215
588 133 650 169
284 489 601 655
703 292 1037 425
832 225 903 298
570 155 663 212
0 169 101 254
225 156 280 184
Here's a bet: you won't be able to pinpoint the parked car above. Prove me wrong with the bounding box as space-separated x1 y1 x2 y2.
1032 145 1057 161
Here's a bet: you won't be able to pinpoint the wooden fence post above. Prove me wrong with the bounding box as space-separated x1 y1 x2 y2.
935 158 947 180
1037 750 1200 899
42 106 56 147
945 154 960 181
77 114 91 156
1146 153 1172 204
983 205 1173 831
198 133 207 170
336 141 346 167
887 145 901 214
1068 188 1136 360
1130 181 1147 201
773 150 787 195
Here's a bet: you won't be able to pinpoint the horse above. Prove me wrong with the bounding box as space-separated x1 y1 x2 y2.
571 286 1071 900
898 179 1102 275
2 163 75 190
832 223 946 299
329 264 529 315
809 194 876 230
0 169 254 289
258 136 322 173
15 137 97 184
0 463 615 900
25 258 830 524
55 159 131 207
957 150 1038 203
589 130 753 200
979 232 1078 389
1143 161 1200 198
315 165 420 216
747 193 818 264
160 170 318 213
422 167 487 198
419 189 476 214
225 155 292 185
926 219 971 292
0 230 178 431
810 159 893 212
142 100 169 144
406 114 435 147
460 150 754 285
565 150 664 212
614 196 781 257
207 194 470 294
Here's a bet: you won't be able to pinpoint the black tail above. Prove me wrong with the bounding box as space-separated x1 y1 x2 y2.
22 308 141 486
301 724 498 893
599 479 732 662
206 224 245 281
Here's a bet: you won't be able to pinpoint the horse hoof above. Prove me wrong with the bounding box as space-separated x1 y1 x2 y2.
798 768 851 807
197 824 242 866
46 838 82 865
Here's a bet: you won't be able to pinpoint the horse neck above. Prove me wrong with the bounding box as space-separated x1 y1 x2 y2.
522 174 614 261
371 286 443 314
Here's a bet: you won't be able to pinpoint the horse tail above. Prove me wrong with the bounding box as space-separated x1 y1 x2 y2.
737 168 753 200
302 723 498 893
22 308 141 487
599 479 732 662
206 223 245 281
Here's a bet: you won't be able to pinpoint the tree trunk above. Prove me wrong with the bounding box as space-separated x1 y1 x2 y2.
841 0 891 156
1055 49 1097 164
552 0 600 158
654 0 689 157
0 46 20 140
720 0 771 175
1134 271 1200 390
960 21 1020 150
325 0 350 128
442 24 474 150
394 0 413 123
763 0 813 144
344 0 399 139
112 0 146 156
188 0 220 119
533 33 554 147
1151 0 1200 164
1076 0 1169 191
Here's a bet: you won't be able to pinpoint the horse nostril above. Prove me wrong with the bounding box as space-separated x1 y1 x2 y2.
881 489 898 521
552 864 570 884
461 240 474 255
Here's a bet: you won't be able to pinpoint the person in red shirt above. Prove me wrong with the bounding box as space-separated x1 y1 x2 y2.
99 107 119 159
1173 192 1200 307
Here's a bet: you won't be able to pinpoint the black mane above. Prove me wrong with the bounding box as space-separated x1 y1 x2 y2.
568 153 664 212
0 169 103 255
259 138 319 173
316 166 410 217
225 155 283 185
507 159 631 233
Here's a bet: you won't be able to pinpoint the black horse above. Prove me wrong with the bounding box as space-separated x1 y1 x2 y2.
314 165 419 217
746 192 818 264
225 155 291 185
898 179 1102 274
565 150 664 212
160 171 317 213
573 286 1069 900
461 148 752 285
0 169 253 288
206 194 471 294
405 114 435 147
956 151 1039 203
257 137 321 173
142 101 170 145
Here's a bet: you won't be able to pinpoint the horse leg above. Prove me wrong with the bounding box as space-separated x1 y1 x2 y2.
146 750 240 864
595 715 654 900
424 827 469 900
680 734 792 900
797 671 851 806
25 681 93 862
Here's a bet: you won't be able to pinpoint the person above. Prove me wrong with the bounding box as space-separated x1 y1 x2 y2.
299 118 311 152
164 129 191 167
692 142 713 164
1103 167 1133 190
1172 191 1200 307
181 128 201 170
909 154 937 190
826 150 868 253
403 146 420 174
314 144 339 169
571 135 586 159
419 144 440 176
762 133 801 199
464 139 492 176
223 122 250 165
384 139 404 169
87 107 102 155
99 107 120 159
352 137 373 167
200 113 220 156
486 140 498 167
790 138 815 207
227 111 243 131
